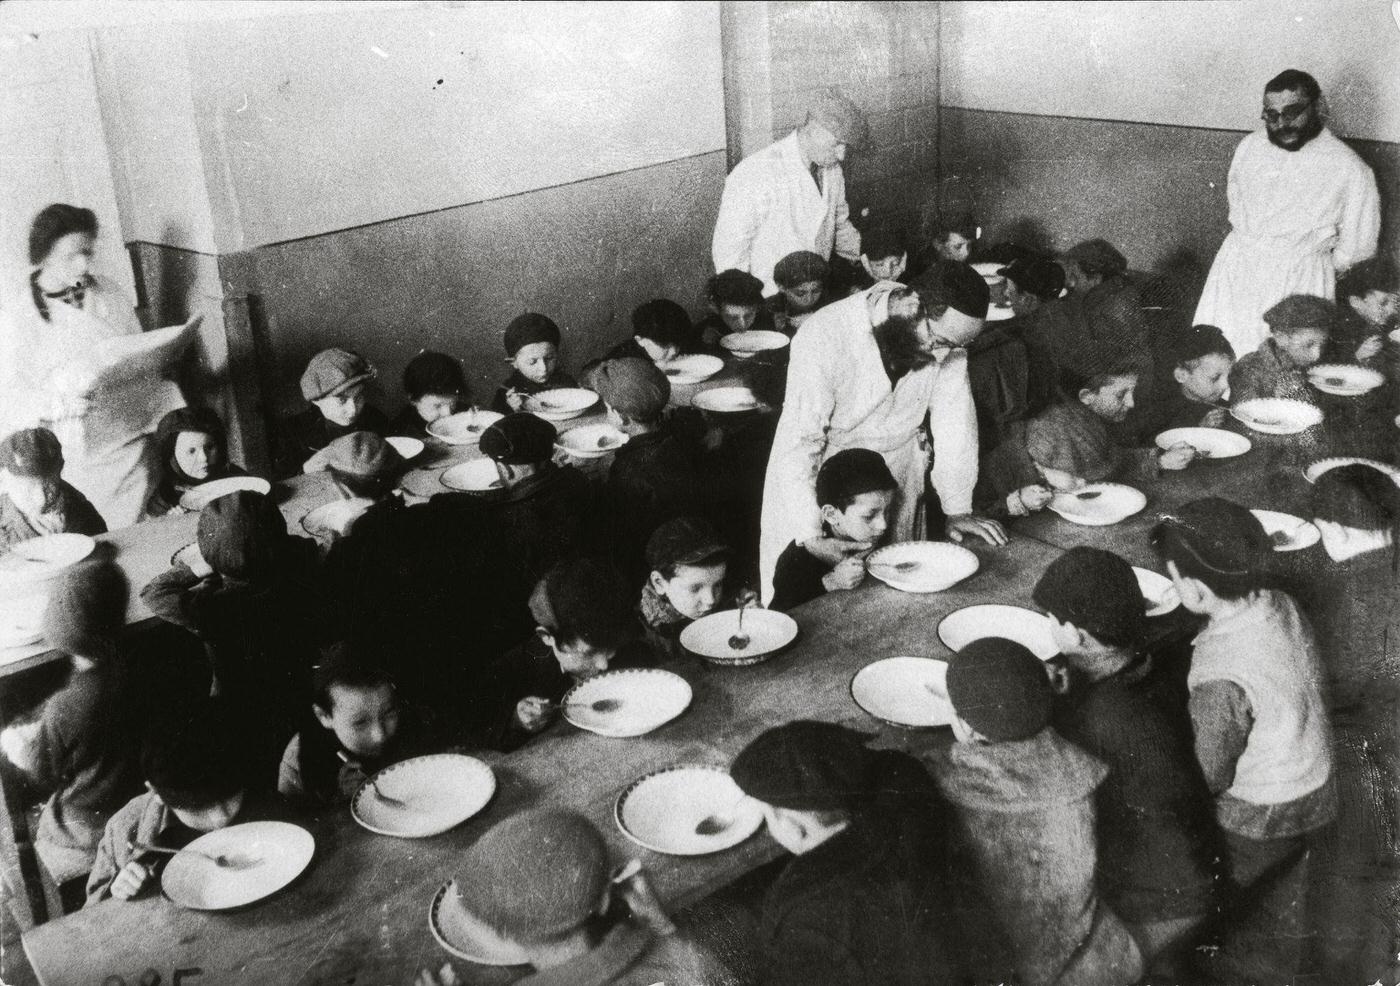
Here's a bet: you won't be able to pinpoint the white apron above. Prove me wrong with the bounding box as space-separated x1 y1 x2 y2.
0 276 184 528
1194 129 1380 357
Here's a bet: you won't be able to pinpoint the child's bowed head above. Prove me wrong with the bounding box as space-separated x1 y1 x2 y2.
196 490 287 583
945 637 1054 744
1025 402 1118 488
1151 497 1271 603
43 559 129 662
1032 546 1148 651
587 357 670 426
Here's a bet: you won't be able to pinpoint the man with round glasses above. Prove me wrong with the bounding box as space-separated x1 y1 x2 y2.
1194 69 1379 357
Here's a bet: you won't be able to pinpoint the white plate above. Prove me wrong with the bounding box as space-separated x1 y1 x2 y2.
440 459 506 493
938 604 1059 660
971 262 1004 282
300 498 373 540
562 668 692 737
850 657 952 728
161 821 314 911
524 389 597 421
0 533 96 584
177 476 272 512
865 541 979 593
1250 509 1321 552
1047 483 1147 526
1155 427 1251 460
693 387 761 413
171 542 213 579
429 881 530 966
1308 364 1385 396
660 354 724 385
720 330 789 357
985 304 1014 321
351 753 496 838
555 423 629 459
615 765 763 856
679 608 798 665
0 593 45 649
386 436 425 460
1230 398 1323 435
427 409 504 445
1132 567 1180 618
1302 457 1400 486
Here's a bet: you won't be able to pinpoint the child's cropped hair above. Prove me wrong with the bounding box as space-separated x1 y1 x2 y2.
645 517 729 580
815 448 897 511
631 299 690 350
531 558 635 649
312 642 395 712
1170 324 1234 370
143 707 244 810
1151 497 1271 601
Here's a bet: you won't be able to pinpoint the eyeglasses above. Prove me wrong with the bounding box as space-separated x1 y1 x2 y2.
1261 101 1313 126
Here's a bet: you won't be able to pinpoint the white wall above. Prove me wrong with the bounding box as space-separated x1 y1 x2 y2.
941 0 1400 142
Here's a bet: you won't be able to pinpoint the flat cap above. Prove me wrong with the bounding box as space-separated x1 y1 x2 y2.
301 348 375 402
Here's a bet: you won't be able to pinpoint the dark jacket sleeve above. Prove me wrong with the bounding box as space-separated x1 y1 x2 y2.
140 565 205 632
770 541 829 612
61 483 108 536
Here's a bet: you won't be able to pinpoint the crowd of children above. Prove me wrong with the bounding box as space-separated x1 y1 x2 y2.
1 212 1398 985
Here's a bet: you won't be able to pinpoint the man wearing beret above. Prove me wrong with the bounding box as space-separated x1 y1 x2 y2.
712 89 866 296
758 261 1007 602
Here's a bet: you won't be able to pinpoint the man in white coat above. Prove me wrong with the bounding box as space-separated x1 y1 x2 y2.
712 89 865 296
1195 69 1380 357
758 262 1008 602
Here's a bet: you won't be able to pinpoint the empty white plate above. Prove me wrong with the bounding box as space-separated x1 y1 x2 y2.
351 754 497 838
0 593 45 650
0 533 96 584
720 331 789 358
386 436 425 460
693 387 761 413
161 821 314 911
850 657 952 728
1230 398 1323 435
865 541 980 593
562 668 692 737
615 765 763 856
1303 457 1400 486
524 389 598 421
440 459 506 493
555 423 629 459
938 604 1059 660
429 881 530 966
428 410 505 445
178 476 272 512
1308 364 1385 396
1250 509 1321 552
1047 483 1147 526
300 498 374 541
1132 567 1180 618
660 354 724 385
679 608 798 665
1155 427 1251 460
171 542 213 578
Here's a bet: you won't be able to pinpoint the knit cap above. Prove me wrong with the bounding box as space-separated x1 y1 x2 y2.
503 313 562 357
1151 497 1270 578
1170 324 1235 366
807 88 868 146
815 448 896 509
646 516 729 572
197 490 285 582
42 560 129 660
319 432 405 479
0 428 63 479
709 269 764 308
479 413 557 465
1311 463 1400 533
730 721 878 813
999 258 1065 301
454 809 610 943
1026 402 1118 482
945 637 1052 742
402 351 466 399
908 260 991 321
1032 547 1147 647
587 357 669 422
1262 295 1336 334
773 251 828 290
301 348 375 402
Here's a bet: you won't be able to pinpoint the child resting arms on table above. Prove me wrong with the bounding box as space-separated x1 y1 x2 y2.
640 517 756 662
492 313 577 414
0 426 105 549
770 448 896 612
1134 324 1235 441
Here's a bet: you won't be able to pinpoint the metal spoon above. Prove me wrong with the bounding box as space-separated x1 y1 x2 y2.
130 840 259 871
728 601 750 651
1072 490 1102 500
337 751 410 807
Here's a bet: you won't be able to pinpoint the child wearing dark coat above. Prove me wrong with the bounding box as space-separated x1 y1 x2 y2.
0 427 106 549
1133 323 1235 442
1228 294 1333 404
143 407 250 517
639 518 754 662
492 314 577 415
273 347 391 478
391 350 468 437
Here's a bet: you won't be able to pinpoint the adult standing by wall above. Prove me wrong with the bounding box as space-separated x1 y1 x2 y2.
1194 70 1379 357
0 204 186 528
712 89 866 296
757 263 1007 602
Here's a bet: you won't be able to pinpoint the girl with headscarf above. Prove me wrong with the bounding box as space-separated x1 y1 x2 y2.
144 407 248 517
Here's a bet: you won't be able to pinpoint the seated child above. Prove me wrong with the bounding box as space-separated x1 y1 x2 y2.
929 212 977 264
145 407 248 517
931 637 1143 986
729 721 952 986
640 517 755 661
1136 324 1234 440
1000 256 1065 320
849 222 909 293
599 299 692 365
392 350 467 436
768 251 830 335
1034 548 1224 967
278 643 429 806
0 561 138 900
696 269 776 347
492 313 577 414
85 706 284 906
0 427 105 549
1228 294 1333 404
307 430 408 538
1332 256 1398 367
413 809 734 986
771 449 895 611
273 347 390 477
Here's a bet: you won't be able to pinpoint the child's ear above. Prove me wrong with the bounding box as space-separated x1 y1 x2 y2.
313 703 334 729
648 571 669 596
1077 387 1095 404
819 503 841 527
1172 365 1190 385
534 627 556 649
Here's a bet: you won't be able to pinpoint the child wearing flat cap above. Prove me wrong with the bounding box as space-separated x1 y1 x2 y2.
273 347 391 478
931 637 1143 986
729 720 952 986
1035 547 1224 970
768 250 831 335
1228 294 1334 404
0 426 106 549
493 313 577 415
393 350 468 437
